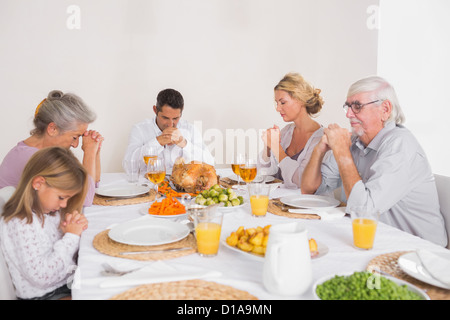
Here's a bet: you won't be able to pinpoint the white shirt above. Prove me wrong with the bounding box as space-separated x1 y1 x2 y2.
123 117 214 174
316 121 447 247
259 124 324 189
0 213 80 299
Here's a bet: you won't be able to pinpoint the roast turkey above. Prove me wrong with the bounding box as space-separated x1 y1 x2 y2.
170 159 219 194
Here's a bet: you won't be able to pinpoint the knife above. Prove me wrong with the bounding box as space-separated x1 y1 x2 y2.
119 247 192 255
288 208 320 215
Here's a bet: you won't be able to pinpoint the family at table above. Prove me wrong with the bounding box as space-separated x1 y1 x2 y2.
0 73 447 300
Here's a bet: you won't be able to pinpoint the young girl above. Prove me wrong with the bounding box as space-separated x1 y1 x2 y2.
0 147 89 300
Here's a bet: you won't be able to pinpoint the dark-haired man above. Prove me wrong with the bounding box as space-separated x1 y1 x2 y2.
124 88 214 173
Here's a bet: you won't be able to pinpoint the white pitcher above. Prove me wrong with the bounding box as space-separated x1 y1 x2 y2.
263 222 312 296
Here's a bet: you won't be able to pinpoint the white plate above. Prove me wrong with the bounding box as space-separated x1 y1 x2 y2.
138 204 187 219
221 239 328 261
108 217 190 246
312 272 430 300
398 252 450 290
96 185 150 198
280 195 340 210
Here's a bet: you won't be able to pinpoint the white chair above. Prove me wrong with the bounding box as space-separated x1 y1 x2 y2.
0 186 17 300
434 174 450 249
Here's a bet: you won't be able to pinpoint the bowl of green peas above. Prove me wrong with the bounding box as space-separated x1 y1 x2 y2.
313 271 429 300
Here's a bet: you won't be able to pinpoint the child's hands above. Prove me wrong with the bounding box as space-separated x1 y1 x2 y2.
61 211 89 236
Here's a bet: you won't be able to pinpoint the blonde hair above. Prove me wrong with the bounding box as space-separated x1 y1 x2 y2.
274 73 324 116
2 147 88 224
32 90 96 136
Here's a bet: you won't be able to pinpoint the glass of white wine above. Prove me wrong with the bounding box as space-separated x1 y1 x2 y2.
239 155 257 185
142 146 158 166
146 158 166 193
231 153 245 192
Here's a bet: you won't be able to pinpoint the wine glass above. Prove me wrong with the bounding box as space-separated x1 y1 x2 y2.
231 153 245 192
142 146 158 166
146 158 166 193
239 155 258 185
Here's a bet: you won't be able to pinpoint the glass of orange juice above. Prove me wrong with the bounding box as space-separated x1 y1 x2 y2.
349 206 380 250
248 182 270 217
193 207 223 257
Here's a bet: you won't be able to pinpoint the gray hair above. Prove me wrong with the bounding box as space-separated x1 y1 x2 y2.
31 90 97 136
347 76 405 125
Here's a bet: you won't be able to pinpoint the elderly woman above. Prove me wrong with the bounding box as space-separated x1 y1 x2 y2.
259 73 324 189
0 90 103 206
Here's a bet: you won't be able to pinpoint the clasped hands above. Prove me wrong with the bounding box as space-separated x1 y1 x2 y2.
157 127 187 148
317 124 352 155
60 211 88 236
82 130 104 154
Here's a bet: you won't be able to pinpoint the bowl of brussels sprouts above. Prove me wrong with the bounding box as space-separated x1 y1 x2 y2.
194 184 245 212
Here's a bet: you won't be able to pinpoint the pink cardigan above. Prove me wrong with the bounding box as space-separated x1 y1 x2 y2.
0 141 95 207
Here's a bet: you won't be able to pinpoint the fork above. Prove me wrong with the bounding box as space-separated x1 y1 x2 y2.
101 263 142 277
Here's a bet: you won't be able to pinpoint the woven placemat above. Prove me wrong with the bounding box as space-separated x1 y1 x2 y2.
366 251 450 300
93 189 159 206
267 198 320 220
93 229 197 261
110 279 258 300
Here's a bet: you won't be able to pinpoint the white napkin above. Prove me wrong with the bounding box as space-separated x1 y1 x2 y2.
416 249 450 288
288 207 346 220
100 260 222 288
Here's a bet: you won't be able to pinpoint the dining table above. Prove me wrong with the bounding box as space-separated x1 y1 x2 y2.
71 169 450 301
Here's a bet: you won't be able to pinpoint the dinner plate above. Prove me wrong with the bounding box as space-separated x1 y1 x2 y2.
108 217 190 246
96 185 150 198
280 195 340 210
312 272 430 300
398 252 450 290
221 239 328 262
138 204 187 219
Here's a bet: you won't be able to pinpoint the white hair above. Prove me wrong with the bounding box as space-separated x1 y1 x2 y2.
347 76 405 125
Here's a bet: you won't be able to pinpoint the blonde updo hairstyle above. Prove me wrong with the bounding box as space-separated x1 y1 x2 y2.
32 90 97 136
274 73 324 116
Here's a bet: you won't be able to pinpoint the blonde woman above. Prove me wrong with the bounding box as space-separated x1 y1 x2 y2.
0 147 89 300
259 73 324 189
0 90 103 206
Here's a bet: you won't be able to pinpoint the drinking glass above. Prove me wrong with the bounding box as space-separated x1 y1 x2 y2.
146 158 166 193
239 155 258 185
193 206 223 257
349 206 380 250
248 182 270 217
231 153 245 192
122 158 140 184
142 146 158 166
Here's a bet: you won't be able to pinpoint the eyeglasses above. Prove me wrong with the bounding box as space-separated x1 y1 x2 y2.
343 100 381 114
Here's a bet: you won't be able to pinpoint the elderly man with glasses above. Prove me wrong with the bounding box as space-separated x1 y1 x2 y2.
301 76 447 247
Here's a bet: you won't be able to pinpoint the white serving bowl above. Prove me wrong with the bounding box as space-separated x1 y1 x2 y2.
312 272 430 300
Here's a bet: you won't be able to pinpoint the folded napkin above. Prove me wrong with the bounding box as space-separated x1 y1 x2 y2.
100 260 222 288
288 207 346 220
416 249 450 288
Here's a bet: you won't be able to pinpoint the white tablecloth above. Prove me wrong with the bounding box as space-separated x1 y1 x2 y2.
71 170 448 300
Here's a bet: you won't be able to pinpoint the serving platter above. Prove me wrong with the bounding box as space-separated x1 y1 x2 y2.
221 239 329 261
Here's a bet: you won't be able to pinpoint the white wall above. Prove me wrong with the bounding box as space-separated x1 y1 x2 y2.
378 0 450 176
0 0 378 172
